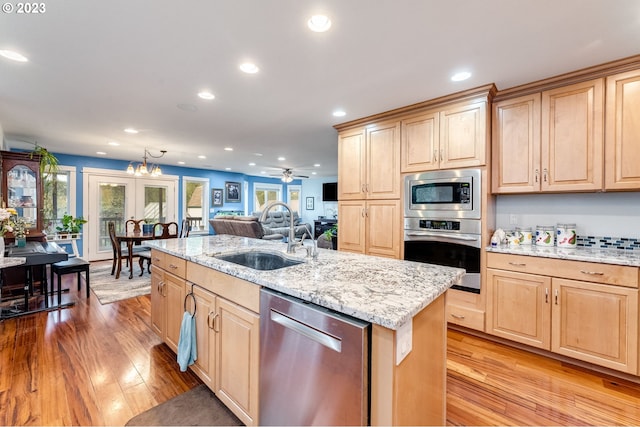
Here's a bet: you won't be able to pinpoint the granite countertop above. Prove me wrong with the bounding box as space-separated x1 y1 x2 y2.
486 244 640 267
145 235 465 330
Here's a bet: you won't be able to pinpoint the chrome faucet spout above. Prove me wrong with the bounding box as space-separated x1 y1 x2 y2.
259 201 297 253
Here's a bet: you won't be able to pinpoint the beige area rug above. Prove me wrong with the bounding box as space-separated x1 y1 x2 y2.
90 260 151 304
126 384 243 426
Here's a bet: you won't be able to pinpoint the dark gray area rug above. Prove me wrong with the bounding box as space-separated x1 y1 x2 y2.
126 384 244 426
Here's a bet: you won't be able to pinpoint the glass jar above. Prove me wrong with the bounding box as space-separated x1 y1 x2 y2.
515 227 533 245
535 225 555 246
557 223 577 248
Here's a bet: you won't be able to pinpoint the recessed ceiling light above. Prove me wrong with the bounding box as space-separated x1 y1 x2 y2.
96 151 107 155
314 163 321 167
108 141 120 146
260 171 266 174
312 172 317 175
198 155 206 159
308 15 332 32
253 153 263 157
451 71 472 82
333 110 346 117
249 162 256 166
124 128 139 134
224 147 233 151
277 156 286 161
178 161 185 165
225 167 232 171
198 91 215 100
0 50 28 62
239 62 259 74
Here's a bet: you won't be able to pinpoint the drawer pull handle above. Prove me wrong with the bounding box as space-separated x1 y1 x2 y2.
545 288 549 304
450 314 465 319
152 257 161 262
508 262 526 267
169 264 178 269
580 270 604 276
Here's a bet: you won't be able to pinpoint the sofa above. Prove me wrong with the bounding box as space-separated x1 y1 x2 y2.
252 211 311 239
209 215 283 240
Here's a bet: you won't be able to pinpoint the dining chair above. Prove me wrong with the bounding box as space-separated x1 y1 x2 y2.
108 221 144 277
125 219 145 234
153 222 179 239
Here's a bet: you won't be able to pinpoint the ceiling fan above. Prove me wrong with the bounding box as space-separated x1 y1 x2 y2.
270 168 309 182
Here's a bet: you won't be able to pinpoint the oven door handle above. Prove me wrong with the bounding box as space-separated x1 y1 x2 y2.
405 231 478 241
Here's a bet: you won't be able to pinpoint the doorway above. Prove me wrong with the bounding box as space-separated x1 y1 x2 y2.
83 168 178 261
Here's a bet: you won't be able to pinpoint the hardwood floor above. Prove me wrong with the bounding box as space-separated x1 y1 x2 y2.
0 273 200 426
3 273 640 426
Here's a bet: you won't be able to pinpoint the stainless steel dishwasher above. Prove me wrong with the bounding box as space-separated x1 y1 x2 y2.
259 288 370 426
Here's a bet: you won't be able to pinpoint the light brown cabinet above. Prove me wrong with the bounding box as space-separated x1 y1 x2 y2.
338 199 401 259
605 68 640 190
185 262 260 426
486 252 638 374
150 252 186 353
338 120 401 200
492 78 604 193
401 100 489 173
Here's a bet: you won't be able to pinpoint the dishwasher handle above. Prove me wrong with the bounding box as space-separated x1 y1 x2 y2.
270 309 342 353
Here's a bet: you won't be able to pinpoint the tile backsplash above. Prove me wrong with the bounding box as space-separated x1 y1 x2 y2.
577 236 640 251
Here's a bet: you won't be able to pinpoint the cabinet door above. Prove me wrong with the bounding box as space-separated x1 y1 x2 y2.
492 93 541 193
551 278 638 374
338 128 366 200
605 69 640 190
150 265 165 339
216 298 260 426
164 272 186 353
366 121 401 199
486 269 551 349
365 199 401 259
401 111 440 172
189 284 217 389
439 100 488 169
337 201 366 254
541 79 604 191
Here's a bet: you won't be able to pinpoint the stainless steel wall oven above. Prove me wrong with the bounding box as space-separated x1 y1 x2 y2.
404 169 482 293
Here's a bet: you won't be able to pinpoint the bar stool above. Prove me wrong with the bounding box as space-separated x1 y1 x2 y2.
50 258 90 305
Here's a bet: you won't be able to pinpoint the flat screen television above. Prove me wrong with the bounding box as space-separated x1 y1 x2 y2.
322 182 338 202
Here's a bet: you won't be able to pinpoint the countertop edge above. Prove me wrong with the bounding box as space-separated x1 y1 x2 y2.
486 245 640 267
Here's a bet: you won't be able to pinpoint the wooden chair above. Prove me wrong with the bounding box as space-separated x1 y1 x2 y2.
125 219 144 234
108 221 144 277
50 258 90 302
153 222 179 239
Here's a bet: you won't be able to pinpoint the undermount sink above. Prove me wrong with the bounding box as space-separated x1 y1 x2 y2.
215 251 304 270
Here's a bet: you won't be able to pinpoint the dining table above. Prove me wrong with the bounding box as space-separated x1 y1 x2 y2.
114 231 156 279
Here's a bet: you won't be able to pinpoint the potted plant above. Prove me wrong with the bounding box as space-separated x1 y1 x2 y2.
323 224 338 250
56 214 87 238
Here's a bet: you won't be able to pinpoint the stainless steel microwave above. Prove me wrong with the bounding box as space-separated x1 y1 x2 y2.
404 169 481 219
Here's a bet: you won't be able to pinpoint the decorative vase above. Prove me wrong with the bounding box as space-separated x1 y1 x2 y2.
16 237 26 247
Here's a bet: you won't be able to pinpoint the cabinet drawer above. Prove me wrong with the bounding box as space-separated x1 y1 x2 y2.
487 252 639 288
187 262 260 313
151 250 186 278
446 303 485 331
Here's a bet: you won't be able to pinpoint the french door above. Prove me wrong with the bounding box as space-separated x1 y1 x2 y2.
84 168 178 261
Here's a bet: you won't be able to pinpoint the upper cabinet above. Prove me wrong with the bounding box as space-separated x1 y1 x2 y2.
605 69 640 190
338 120 401 200
492 78 605 193
401 99 489 172
0 151 45 238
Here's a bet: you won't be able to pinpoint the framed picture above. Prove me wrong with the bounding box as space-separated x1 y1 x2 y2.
306 196 314 210
211 188 223 207
225 181 241 203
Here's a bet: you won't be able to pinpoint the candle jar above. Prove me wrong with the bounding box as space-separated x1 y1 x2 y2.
535 226 555 246
557 223 577 248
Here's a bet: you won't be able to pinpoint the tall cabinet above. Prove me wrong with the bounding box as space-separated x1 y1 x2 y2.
0 151 45 240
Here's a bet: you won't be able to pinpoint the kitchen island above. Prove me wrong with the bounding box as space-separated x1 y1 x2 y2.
146 235 464 426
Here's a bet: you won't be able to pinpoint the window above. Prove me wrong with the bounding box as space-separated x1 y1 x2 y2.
43 166 76 234
183 177 209 234
254 183 282 212
287 185 301 214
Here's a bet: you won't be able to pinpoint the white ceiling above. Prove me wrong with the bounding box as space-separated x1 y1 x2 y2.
1 0 639 178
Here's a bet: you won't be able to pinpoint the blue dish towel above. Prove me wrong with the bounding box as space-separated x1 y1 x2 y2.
177 311 197 372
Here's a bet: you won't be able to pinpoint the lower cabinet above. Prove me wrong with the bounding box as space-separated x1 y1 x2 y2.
150 264 186 353
487 253 639 374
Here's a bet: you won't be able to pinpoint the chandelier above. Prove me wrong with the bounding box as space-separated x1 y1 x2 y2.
126 148 167 177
